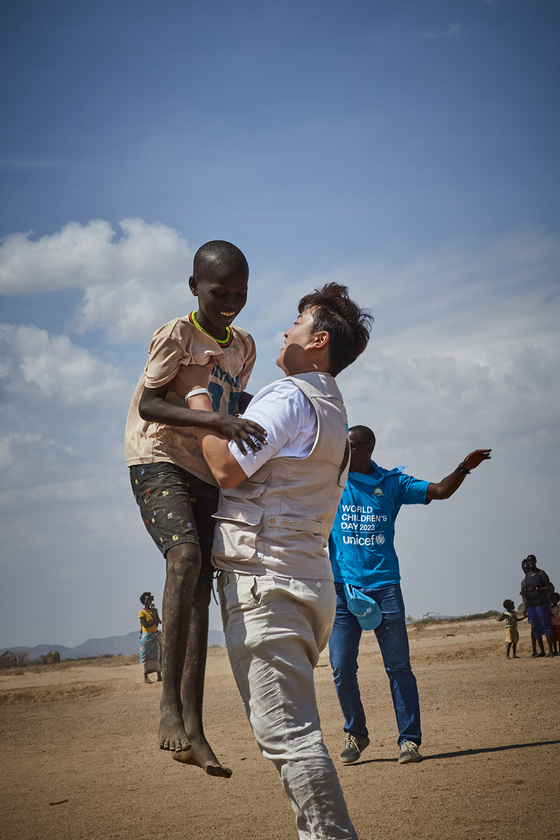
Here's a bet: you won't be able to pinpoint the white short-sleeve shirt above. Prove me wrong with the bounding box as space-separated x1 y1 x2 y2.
228 379 318 478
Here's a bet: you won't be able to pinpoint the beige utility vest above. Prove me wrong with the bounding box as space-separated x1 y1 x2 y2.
212 372 350 580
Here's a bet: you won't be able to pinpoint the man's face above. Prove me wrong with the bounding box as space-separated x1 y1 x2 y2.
349 430 375 472
276 308 317 374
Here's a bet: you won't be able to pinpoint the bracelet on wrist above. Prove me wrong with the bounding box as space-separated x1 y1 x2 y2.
185 388 210 402
457 463 471 475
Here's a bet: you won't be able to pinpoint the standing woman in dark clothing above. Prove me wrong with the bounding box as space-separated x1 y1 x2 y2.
521 555 554 657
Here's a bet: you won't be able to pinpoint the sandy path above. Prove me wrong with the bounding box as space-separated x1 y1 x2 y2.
2 619 559 840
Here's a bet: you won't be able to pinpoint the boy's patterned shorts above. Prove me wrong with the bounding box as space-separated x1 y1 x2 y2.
130 462 219 577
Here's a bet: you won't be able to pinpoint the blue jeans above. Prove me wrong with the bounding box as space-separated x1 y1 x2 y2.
329 582 421 747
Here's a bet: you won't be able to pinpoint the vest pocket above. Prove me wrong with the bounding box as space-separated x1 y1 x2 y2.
212 502 263 560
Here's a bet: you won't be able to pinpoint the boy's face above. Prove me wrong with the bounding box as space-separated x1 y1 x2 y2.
189 268 248 339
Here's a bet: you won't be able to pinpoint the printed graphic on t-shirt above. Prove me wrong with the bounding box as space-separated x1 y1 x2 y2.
209 362 242 414
339 503 388 547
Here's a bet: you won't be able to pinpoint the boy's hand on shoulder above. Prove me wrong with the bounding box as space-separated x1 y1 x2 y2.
214 415 268 455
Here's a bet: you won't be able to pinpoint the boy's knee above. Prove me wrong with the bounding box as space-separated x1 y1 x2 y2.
166 542 202 579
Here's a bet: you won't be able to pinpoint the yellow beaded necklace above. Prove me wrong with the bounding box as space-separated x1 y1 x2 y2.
189 311 233 347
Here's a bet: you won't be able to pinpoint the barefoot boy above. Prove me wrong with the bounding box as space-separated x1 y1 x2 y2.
125 240 265 777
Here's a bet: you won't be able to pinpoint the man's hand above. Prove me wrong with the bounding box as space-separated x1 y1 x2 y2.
461 449 492 471
426 448 491 501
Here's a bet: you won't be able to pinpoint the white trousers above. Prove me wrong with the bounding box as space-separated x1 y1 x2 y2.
218 572 358 840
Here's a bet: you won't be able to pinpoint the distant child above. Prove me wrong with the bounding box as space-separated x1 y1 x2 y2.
125 241 266 777
497 599 525 658
549 592 560 656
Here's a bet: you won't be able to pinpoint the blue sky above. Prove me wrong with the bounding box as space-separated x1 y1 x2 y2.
1 0 559 648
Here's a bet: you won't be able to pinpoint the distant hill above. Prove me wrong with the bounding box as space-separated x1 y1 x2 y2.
0 628 225 661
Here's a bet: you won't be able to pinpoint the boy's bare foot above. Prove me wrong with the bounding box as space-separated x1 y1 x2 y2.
158 707 191 752
144 676 152 684
172 736 232 778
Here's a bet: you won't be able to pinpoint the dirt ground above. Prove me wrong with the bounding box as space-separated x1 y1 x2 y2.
1 618 559 840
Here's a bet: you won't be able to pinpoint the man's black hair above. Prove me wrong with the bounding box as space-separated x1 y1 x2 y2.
298 283 373 376
349 425 376 448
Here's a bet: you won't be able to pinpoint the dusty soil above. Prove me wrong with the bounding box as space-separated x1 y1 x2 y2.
1 618 559 840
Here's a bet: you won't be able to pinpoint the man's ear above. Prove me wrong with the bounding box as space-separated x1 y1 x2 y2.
189 275 198 296
310 330 330 349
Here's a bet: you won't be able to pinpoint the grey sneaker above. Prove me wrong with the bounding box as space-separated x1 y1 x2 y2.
340 734 370 765
398 741 423 764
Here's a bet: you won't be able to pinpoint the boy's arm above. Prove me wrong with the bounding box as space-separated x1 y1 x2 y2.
139 379 266 450
139 382 217 428
497 614 505 621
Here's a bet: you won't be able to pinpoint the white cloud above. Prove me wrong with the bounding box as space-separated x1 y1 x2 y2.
0 218 191 295
0 320 147 648
0 219 194 343
72 276 194 343
0 323 129 406
341 340 560 453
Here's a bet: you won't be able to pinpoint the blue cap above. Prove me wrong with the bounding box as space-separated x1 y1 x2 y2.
344 584 383 631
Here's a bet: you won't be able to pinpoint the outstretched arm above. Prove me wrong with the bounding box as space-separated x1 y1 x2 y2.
426 449 491 501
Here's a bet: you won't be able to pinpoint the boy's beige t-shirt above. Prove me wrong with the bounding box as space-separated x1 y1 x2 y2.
125 316 256 485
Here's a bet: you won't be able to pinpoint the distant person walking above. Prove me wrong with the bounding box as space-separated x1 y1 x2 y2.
521 555 554 657
497 599 525 658
139 592 162 684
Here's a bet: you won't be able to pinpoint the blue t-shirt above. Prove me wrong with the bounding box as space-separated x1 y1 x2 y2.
329 461 430 589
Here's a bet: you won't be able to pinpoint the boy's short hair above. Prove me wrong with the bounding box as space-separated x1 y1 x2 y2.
503 599 514 610
140 592 152 605
298 283 373 376
193 240 248 278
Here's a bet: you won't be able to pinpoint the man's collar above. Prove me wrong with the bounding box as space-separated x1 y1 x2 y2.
349 461 406 485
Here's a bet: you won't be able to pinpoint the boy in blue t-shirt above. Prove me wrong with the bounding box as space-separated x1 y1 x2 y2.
329 425 491 766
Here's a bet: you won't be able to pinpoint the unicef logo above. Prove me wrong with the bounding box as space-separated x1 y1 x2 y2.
376 534 385 545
